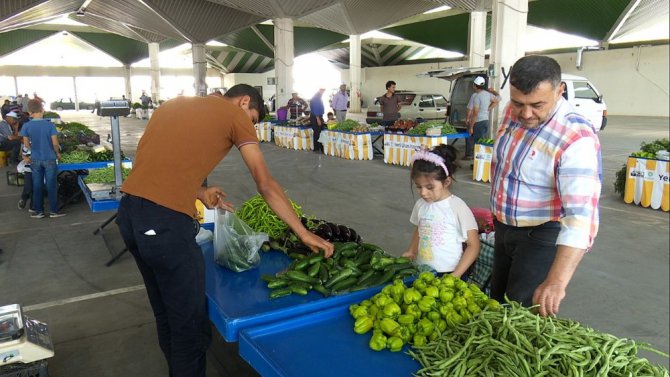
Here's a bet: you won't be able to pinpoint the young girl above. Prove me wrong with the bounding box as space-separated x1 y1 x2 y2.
402 144 480 278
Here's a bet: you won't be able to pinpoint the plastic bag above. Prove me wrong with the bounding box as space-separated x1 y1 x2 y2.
213 209 267 272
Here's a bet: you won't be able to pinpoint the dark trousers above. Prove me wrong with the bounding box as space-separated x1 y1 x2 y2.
21 171 33 208
310 113 324 152
490 220 560 307
465 120 489 157
116 195 211 377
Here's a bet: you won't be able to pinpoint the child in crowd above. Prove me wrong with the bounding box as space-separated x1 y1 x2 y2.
19 99 65 218
402 144 480 278
17 146 34 213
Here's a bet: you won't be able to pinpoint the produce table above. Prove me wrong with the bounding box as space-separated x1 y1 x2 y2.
254 121 276 142
383 132 469 167
239 304 420 377
320 130 381 160
273 125 313 150
624 156 669 211
202 242 393 342
77 176 120 212
57 159 132 172
473 143 493 182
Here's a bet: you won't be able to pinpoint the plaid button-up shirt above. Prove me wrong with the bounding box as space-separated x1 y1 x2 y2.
490 98 602 250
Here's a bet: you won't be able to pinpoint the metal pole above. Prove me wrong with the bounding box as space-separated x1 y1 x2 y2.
110 115 123 194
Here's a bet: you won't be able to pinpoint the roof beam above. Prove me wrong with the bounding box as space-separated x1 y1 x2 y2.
368 43 384 65
604 0 642 43
251 25 275 54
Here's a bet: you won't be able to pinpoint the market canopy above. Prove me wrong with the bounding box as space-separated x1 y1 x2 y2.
0 0 667 73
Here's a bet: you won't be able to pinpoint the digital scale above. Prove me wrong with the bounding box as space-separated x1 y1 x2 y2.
0 304 53 373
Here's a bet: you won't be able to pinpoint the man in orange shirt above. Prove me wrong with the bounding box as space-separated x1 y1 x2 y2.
116 84 333 377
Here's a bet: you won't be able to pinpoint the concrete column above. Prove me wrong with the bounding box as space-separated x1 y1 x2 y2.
274 18 294 110
349 34 362 113
73 76 80 111
192 43 207 97
468 11 487 68
149 42 161 102
123 65 132 102
489 0 528 135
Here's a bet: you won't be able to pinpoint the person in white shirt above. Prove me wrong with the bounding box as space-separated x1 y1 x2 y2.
331 84 349 123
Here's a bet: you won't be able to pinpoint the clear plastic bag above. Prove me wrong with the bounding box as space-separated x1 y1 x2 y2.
213 209 267 272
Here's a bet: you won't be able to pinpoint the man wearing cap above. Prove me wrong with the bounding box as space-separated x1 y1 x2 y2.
0 111 22 164
464 76 501 160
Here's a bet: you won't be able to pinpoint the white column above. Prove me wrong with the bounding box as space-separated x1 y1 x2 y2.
349 34 362 113
13 77 18 96
468 11 487 68
192 43 207 97
73 77 80 111
274 18 294 110
489 0 528 135
149 42 161 102
123 65 132 102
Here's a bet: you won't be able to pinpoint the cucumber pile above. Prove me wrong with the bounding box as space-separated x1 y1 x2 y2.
263 242 418 299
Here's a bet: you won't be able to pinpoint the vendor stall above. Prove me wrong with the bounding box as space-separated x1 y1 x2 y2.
254 121 274 142
624 156 669 211
273 125 313 151
473 142 493 182
320 130 381 160
202 242 397 342
383 132 469 167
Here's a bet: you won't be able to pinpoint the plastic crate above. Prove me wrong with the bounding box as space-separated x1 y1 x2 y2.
0 360 48 377
6 171 24 186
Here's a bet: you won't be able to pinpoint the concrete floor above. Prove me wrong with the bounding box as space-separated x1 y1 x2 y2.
0 111 668 376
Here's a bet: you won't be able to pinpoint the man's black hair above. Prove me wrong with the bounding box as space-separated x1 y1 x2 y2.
385 80 396 90
224 84 266 120
509 55 561 95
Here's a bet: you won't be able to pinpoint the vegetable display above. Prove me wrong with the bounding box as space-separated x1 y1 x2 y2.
350 272 499 352
630 138 670 160
59 150 92 164
406 121 458 136
263 242 418 298
476 137 495 145
306 218 361 243
236 193 304 239
409 298 669 376
83 166 131 184
330 119 363 132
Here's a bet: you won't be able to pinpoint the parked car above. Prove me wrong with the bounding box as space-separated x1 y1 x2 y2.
365 91 448 124
427 68 608 132
50 98 95 111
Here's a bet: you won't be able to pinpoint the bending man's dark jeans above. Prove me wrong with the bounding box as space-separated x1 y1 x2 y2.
310 113 324 152
0 138 21 163
116 195 211 377
465 119 489 157
490 220 560 307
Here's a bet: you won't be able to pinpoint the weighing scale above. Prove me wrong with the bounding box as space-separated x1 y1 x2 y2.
0 304 53 375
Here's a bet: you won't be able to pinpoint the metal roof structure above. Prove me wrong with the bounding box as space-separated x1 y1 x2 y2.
0 0 667 73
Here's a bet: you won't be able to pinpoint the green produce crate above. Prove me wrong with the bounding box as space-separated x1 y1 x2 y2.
6 171 24 186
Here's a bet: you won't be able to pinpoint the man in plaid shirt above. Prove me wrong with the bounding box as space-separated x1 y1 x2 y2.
490 55 601 317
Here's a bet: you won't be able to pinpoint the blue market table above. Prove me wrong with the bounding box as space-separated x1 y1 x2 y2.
238 304 421 377
202 242 396 342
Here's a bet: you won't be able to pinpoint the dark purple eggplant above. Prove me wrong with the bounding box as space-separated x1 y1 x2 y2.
348 228 359 243
314 223 333 240
337 225 351 242
328 222 340 239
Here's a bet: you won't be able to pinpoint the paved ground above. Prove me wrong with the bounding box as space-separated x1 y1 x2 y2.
0 111 668 376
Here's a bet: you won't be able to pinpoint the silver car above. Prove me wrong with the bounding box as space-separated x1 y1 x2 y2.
366 91 448 124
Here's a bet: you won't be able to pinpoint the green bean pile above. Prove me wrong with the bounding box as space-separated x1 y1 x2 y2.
409 299 669 377
60 150 91 163
83 167 131 184
236 193 303 239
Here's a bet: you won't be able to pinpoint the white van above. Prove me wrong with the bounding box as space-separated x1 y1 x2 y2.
420 68 608 132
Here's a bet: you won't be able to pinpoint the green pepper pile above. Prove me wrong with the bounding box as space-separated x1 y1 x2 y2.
262 242 418 299
406 121 458 136
349 272 500 352
476 138 495 145
236 193 304 239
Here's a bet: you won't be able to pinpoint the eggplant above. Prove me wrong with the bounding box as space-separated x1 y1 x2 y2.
337 225 351 243
328 222 340 239
314 223 333 240
348 228 359 243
